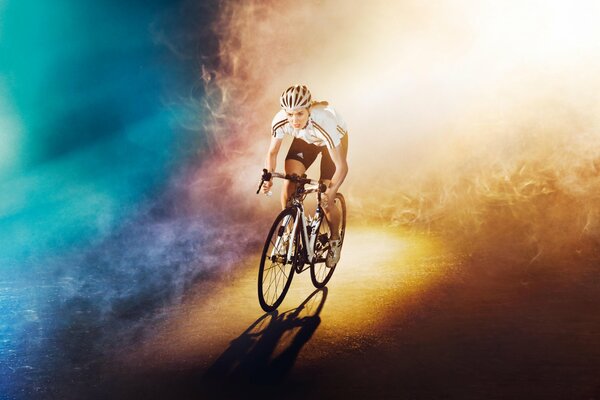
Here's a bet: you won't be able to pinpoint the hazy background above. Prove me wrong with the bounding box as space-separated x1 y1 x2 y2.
2 0 600 398
207 0 600 261
0 1 228 398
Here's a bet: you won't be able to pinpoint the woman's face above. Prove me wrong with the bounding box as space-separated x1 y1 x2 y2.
286 108 310 129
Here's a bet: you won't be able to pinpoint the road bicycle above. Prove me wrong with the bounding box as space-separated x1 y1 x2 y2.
255 169 346 312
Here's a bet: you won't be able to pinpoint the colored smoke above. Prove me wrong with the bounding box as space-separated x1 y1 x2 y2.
207 0 600 263
0 1 238 398
2 0 600 398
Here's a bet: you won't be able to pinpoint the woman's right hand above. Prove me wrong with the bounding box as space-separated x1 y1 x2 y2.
262 179 273 193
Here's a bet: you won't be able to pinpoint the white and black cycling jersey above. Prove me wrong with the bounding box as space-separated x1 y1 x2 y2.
271 105 348 149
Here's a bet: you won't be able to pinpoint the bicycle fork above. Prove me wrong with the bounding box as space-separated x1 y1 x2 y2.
293 208 321 266
271 208 321 266
269 213 296 264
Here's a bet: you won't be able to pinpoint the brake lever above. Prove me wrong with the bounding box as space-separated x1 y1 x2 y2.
256 169 273 194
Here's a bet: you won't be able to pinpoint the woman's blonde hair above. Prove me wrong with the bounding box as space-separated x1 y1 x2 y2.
310 100 329 108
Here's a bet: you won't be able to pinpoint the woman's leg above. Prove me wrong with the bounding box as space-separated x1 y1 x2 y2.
282 159 306 209
320 135 348 240
320 179 341 240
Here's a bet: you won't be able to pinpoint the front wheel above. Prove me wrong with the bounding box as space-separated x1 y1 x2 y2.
258 208 297 312
310 193 346 288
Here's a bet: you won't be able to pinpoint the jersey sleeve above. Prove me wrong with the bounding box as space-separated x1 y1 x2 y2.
332 108 349 139
270 111 288 139
311 111 341 149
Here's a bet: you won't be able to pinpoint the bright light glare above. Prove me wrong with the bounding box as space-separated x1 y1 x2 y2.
207 0 600 192
200 0 600 261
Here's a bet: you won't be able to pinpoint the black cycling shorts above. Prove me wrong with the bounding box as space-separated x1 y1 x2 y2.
285 134 348 181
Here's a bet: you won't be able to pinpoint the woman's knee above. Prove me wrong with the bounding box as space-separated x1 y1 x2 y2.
282 179 294 193
285 159 306 175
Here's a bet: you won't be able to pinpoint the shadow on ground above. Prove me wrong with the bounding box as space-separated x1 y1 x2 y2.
202 288 327 393
95 249 600 400
106 288 328 400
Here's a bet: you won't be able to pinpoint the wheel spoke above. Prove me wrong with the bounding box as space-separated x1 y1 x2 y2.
269 269 277 304
270 266 281 303
264 263 276 292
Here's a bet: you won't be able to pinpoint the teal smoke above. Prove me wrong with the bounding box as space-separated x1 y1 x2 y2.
0 1 221 398
0 0 207 268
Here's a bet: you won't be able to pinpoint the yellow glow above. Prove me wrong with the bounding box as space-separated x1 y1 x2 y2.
119 227 445 370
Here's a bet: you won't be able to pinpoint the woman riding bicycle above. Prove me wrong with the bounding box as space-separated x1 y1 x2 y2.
261 84 349 267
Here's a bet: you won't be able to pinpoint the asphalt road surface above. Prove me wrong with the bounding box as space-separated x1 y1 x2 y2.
102 225 600 399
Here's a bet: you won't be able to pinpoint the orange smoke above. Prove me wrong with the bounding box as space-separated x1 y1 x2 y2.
196 0 600 263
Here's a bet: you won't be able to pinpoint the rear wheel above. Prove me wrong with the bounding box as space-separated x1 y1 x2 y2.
310 193 346 288
258 208 297 312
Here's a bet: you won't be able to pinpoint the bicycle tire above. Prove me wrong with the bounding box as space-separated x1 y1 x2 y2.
258 207 297 312
310 193 346 288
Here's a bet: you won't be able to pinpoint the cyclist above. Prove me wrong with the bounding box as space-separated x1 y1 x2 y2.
262 84 349 267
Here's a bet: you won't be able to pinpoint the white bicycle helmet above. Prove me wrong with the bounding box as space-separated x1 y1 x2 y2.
280 84 312 112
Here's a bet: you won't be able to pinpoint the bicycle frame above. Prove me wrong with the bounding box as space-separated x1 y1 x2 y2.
257 169 345 311
261 170 326 270
290 204 322 268
271 204 322 267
